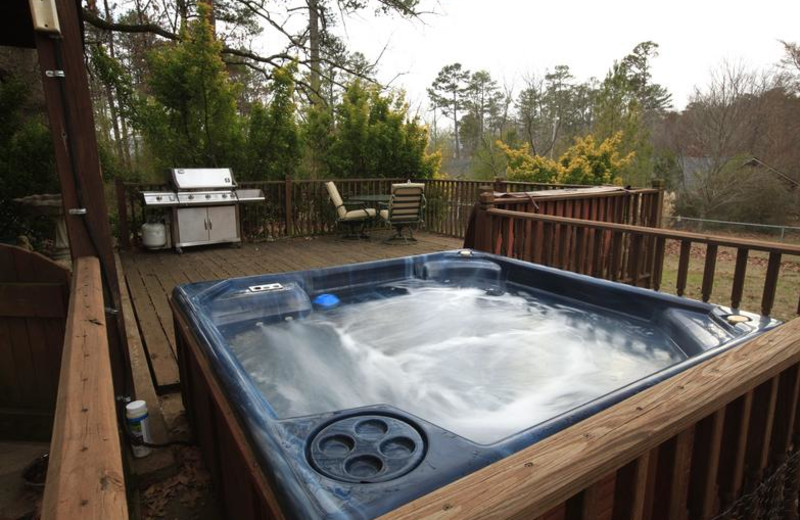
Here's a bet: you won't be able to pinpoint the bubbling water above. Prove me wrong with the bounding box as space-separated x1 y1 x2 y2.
229 284 685 444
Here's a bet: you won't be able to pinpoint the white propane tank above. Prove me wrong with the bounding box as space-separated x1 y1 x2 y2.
141 222 167 249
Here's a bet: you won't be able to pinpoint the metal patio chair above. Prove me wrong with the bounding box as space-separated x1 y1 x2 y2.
325 181 376 239
379 183 426 243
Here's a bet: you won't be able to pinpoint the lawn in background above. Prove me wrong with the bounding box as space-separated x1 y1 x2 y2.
658 233 800 323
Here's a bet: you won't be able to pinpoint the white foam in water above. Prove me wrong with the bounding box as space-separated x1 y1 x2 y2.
228 284 685 444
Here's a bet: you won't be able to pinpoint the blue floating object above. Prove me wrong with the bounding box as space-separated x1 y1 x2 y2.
313 293 340 309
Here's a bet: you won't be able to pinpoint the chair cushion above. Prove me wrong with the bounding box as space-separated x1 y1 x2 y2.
325 182 347 219
342 208 376 221
379 209 389 221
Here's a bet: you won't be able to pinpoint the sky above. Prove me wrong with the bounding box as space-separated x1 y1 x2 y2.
334 0 799 117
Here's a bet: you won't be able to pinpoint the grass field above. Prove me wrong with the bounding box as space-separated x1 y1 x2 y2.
658 234 800 322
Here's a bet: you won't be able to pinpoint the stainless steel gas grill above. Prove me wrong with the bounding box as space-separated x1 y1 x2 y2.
141 168 265 253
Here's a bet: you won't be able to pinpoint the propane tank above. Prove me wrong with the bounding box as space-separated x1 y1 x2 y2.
141 222 167 249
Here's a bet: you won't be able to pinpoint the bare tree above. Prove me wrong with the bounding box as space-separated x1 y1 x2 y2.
673 63 796 222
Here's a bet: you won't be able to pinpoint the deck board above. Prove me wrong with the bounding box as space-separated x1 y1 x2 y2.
120 231 463 391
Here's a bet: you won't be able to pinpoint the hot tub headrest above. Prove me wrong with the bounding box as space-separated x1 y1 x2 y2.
204 281 312 326
419 258 504 287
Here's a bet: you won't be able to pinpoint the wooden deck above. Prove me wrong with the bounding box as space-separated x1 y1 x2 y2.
120 231 463 391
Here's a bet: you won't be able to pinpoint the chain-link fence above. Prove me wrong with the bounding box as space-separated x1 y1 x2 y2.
712 449 800 520
667 216 800 244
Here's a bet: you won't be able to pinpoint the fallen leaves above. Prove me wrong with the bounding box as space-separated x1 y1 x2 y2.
142 446 212 520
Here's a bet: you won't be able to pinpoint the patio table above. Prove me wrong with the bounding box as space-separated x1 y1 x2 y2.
346 194 391 204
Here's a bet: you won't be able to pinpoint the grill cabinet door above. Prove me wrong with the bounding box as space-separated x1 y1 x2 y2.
207 205 239 242
175 207 210 244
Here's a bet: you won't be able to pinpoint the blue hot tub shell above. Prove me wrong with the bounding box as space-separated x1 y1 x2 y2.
171 250 779 520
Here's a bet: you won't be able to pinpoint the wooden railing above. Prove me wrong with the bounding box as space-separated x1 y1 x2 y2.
42 257 128 520
115 177 662 248
381 317 800 520
467 193 800 318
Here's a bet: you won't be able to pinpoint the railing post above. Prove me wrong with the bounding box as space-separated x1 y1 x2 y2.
472 187 495 252
115 178 130 250
284 175 293 236
493 177 507 193
651 179 665 228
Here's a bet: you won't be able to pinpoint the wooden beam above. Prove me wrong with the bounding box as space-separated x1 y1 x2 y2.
41 257 128 520
33 0 130 393
378 318 800 520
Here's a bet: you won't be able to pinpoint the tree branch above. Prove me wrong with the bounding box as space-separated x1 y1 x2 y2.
82 7 179 41
82 8 297 68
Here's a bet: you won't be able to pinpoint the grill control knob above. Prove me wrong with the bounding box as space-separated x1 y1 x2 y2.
156 196 162 201
222 194 228 198
188 195 194 200
205 194 211 199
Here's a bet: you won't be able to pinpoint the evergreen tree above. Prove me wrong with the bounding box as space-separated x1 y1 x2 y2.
245 65 301 180
328 81 439 178
428 63 471 159
137 4 244 170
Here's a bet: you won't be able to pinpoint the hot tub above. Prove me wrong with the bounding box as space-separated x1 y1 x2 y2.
171 250 778 520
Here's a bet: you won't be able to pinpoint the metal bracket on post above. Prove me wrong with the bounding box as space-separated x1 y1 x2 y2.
68 208 87 215
45 69 65 78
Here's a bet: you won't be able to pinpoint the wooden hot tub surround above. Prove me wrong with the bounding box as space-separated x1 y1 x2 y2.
172 278 800 520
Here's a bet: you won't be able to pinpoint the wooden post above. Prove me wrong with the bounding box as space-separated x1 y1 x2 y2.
651 179 665 228
493 177 506 193
472 188 495 253
33 0 130 394
115 178 130 250
284 176 293 236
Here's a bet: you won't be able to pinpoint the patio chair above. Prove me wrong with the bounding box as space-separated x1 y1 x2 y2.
325 181 376 239
379 183 426 243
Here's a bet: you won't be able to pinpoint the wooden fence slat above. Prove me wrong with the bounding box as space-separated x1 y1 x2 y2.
284 176 293 236
770 365 800 464
609 232 623 282
642 446 660 520
761 252 782 316
629 234 644 287
651 237 666 291
0 283 67 318
582 473 616 520
668 428 694 520
717 391 753 505
676 241 691 297
688 409 725 520
745 377 779 482
701 244 718 303
612 452 651 520
575 227 586 274
731 248 749 310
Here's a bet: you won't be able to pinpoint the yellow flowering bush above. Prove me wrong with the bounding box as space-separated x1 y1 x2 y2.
497 133 632 186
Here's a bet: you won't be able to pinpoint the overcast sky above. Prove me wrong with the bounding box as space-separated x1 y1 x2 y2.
335 0 798 117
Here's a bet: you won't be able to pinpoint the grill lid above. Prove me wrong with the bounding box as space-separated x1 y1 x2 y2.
171 168 235 190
